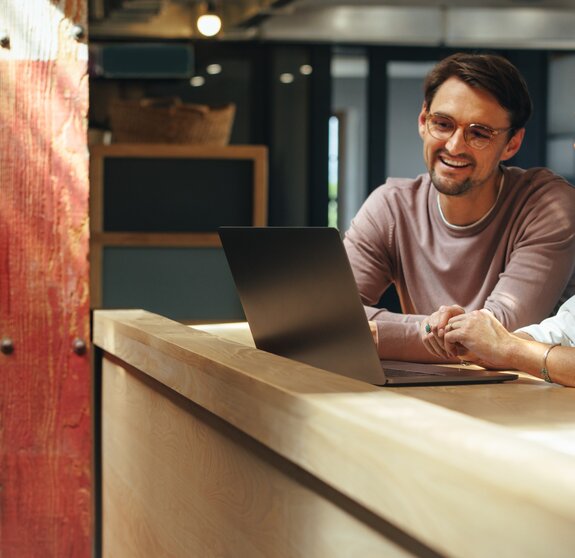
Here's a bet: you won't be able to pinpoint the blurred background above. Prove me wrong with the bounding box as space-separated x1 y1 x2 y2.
87 0 575 319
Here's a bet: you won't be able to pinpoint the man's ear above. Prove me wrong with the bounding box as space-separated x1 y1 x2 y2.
418 103 428 140
500 128 525 162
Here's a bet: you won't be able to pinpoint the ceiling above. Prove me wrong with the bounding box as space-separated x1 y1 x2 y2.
89 0 575 49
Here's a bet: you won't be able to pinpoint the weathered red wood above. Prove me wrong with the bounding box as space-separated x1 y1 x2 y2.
0 52 91 558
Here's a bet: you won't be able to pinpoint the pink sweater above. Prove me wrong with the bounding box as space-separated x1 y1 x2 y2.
344 166 575 362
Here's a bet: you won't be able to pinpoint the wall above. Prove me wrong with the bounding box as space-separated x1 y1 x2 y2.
386 63 431 180
547 53 575 182
332 56 368 232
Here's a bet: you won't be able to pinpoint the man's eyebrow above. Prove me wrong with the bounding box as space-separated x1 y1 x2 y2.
430 111 503 130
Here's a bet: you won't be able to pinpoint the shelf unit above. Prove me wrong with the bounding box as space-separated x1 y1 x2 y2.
90 144 268 321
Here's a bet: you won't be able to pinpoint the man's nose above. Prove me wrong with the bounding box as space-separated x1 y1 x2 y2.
444 126 467 152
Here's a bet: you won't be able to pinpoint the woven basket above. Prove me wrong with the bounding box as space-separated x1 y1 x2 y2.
109 98 236 145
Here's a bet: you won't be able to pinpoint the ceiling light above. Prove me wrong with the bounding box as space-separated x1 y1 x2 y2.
206 63 222 75
197 2 222 37
190 76 205 87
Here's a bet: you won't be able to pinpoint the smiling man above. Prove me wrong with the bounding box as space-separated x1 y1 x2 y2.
344 52 575 362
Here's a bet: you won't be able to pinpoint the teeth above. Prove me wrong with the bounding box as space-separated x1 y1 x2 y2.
440 156 469 168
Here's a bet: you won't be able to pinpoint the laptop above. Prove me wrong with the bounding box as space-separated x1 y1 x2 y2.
218 226 518 386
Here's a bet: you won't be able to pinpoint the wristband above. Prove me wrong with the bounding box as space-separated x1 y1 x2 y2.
540 343 560 383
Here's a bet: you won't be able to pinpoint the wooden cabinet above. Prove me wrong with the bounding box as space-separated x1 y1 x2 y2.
90 144 267 321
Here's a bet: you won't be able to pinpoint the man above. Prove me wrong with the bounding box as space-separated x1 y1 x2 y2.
344 52 575 362
426 144 575 386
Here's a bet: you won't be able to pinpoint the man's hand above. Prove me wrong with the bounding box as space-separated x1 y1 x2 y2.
443 309 516 369
420 304 466 359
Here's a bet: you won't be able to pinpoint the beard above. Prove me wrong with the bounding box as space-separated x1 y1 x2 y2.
428 148 477 196
429 169 475 197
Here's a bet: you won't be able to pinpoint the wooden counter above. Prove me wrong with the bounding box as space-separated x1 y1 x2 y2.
93 309 575 558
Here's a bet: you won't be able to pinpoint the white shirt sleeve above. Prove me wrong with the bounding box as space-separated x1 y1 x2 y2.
515 295 575 346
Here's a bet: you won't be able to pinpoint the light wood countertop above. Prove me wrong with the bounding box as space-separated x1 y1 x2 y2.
94 310 575 558
192 321 575 455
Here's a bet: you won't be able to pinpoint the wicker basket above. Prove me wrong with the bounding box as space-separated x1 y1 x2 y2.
109 98 236 145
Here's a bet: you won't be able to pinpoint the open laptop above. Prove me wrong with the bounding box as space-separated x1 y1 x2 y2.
218 226 518 386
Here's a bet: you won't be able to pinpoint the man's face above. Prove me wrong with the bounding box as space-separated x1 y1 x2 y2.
418 77 523 197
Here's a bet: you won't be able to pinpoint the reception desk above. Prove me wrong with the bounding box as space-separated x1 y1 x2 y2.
93 309 575 558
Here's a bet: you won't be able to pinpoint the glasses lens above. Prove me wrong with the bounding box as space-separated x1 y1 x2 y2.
427 114 455 140
465 124 493 149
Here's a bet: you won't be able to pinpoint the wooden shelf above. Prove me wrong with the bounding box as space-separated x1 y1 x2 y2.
89 144 268 315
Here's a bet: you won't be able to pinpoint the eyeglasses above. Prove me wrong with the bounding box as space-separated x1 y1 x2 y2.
425 113 513 150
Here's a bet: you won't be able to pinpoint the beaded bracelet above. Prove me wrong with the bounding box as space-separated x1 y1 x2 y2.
540 343 560 383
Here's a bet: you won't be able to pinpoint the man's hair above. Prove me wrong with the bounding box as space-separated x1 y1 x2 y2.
423 52 533 132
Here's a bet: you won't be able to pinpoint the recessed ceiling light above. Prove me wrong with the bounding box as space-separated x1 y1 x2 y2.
206 63 222 75
190 75 205 87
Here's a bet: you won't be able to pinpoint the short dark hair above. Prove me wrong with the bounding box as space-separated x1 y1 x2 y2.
423 52 533 132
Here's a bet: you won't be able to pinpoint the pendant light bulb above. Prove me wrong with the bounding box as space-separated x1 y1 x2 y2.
197 2 221 37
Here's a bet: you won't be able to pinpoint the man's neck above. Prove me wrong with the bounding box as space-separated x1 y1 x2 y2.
438 171 504 227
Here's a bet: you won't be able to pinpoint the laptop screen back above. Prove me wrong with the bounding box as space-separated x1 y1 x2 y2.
219 226 387 384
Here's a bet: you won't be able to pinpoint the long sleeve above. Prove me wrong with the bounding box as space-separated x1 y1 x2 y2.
516 296 575 346
482 174 575 331
344 168 575 362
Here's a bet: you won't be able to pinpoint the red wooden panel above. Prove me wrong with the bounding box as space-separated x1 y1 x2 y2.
0 55 92 556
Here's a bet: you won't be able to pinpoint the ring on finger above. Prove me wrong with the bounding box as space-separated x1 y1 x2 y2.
425 323 432 334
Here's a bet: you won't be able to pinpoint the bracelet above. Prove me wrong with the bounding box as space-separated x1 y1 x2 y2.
540 343 560 383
